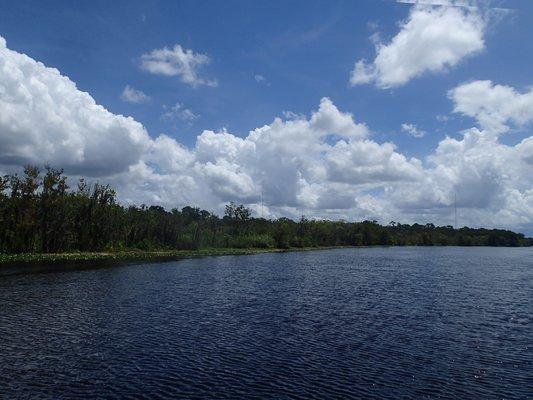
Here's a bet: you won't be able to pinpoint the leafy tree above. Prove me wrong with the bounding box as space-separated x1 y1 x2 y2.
0 166 530 254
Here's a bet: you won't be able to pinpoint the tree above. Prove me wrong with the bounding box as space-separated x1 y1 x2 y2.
40 167 70 252
0 165 530 254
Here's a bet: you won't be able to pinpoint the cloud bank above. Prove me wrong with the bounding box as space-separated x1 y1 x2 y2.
1 35 532 232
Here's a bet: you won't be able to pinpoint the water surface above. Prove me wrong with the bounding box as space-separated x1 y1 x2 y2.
1 247 531 399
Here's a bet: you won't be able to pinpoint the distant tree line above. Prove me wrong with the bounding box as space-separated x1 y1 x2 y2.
0 166 531 254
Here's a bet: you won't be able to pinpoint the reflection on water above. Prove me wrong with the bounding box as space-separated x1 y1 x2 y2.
0 247 531 399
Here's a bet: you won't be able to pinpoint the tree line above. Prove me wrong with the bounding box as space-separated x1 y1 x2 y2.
0 166 531 254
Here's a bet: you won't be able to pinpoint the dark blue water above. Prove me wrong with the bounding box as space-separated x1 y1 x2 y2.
0 247 531 399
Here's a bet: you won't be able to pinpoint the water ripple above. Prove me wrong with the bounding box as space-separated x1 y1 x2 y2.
0 247 531 399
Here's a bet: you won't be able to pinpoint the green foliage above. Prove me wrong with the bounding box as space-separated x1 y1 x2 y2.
0 166 531 255
229 234 275 249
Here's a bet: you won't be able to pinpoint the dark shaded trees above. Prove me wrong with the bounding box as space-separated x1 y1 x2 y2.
0 166 531 254
39 166 70 253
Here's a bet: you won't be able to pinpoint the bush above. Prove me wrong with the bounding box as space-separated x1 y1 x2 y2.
229 234 275 249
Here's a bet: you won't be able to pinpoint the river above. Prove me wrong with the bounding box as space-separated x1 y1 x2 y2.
0 247 531 399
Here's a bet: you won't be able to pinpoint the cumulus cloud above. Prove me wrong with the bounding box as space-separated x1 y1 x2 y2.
121 85 150 103
401 123 426 138
140 44 217 87
350 1 486 88
1 35 532 232
325 140 422 184
383 81 533 230
0 36 151 176
448 80 533 135
309 98 369 139
387 127 533 231
126 100 416 212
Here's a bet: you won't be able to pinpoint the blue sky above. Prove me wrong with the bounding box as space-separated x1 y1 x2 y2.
2 0 530 154
1 0 533 233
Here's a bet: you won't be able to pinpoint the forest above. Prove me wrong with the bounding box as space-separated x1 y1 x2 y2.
0 166 531 255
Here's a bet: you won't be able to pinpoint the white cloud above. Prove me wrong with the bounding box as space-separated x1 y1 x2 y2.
448 80 533 135
309 98 369 139
106 97 414 213
147 135 194 173
140 44 217 87
383 86 533 228
401 123 426 138
1 36 532 232
0 36 151 176
162 103 199 122
121 85 150 103
325 139 423 184
282 111 305 120
386 128 533 230
350 2 486 88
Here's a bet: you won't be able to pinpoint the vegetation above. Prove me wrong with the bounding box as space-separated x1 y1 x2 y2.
0 166 531 259
0 247 333 265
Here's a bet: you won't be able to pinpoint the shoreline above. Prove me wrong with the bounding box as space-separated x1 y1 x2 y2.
0 246 348 266
1 245 530 266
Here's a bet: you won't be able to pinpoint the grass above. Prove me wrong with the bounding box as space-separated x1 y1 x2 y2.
0 246 344 265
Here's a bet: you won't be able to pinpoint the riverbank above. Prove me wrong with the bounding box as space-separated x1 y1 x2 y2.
0 246 346 265
2 245 530 266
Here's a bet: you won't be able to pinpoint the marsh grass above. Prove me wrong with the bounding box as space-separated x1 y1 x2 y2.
0 246 343 265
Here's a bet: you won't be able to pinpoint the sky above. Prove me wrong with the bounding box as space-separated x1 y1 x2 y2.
1 0 533 234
